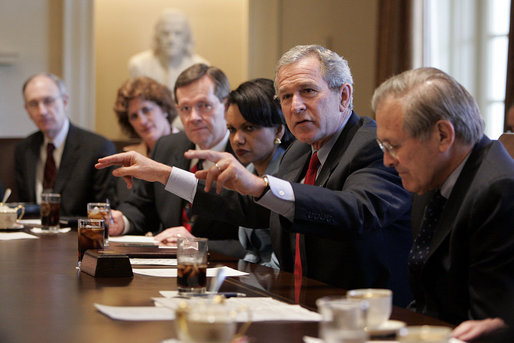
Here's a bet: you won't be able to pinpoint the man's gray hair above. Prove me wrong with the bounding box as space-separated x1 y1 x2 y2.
22 73 69 98
275 45 354 109
371 67 484 144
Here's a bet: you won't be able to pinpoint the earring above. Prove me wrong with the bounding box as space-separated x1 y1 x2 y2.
274 137 282 145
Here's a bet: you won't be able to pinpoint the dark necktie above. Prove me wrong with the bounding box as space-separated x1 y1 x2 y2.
181 160 203 232
295 151 320 302
43 143 57 190
408 190 446 273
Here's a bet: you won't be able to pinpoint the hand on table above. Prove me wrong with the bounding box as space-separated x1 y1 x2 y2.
154 226 196 245
452 318 506 342
108 210 125 236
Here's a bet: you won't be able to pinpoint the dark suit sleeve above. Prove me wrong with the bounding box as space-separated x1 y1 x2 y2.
466 178 514 324
118 179 163 235
117 134 188 235
292 150 411 241
193 187 271 229
14 144 27 201
92 139 118 206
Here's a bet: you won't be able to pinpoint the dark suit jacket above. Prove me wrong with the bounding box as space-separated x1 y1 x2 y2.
410 136 514 325
15 123 117 216
119 132 242 252
194 112 413 306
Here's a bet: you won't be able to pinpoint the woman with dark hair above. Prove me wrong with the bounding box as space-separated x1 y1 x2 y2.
154 78 293 267
114 76 179 156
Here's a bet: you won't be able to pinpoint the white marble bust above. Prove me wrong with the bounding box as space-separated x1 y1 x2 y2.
128 9 209 92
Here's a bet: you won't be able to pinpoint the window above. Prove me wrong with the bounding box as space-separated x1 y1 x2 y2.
424 0 511 139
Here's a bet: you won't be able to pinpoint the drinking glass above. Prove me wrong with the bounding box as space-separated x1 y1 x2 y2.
176 237 208 294
77 219 105 269
316 296 369 343
87 202 111 245
41 193 60 232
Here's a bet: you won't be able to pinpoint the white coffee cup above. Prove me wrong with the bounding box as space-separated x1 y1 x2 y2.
175 296 251 343
0 205 24 229
347 288 392 329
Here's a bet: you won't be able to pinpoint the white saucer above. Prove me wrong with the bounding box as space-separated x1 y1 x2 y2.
30 227 71 234
0 223 24 230
367 319 406 336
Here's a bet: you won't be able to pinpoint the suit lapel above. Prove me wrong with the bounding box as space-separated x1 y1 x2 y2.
284 144 312 183
26 133 44 200
316 112 360 186
426 137 489 260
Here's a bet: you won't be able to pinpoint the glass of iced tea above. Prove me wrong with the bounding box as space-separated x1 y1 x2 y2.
87 202 111 245
41 193 61 232
77 219 105 269
177 237 208 294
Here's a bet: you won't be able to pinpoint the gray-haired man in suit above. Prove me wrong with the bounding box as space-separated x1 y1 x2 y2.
16 73 117 216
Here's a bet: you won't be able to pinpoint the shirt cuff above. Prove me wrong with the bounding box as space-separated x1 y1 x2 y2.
254 174 295 221
122 215 131 235
164 167 198 203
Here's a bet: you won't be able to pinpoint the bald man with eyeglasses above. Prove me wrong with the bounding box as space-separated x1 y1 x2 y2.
15 73 117 216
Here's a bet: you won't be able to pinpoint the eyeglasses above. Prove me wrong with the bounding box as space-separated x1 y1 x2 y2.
178 101 214 116
376 138 400 159
26 96 60 110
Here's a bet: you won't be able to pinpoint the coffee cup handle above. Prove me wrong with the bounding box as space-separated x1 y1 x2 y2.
15 205 25 221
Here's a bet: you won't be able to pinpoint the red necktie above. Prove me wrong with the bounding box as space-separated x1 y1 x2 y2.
43 143 57 190
181 160 203 232
295 151 320 302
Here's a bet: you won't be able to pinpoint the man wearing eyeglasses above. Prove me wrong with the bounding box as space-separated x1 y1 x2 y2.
373 67 514 338
15 73 117 216
110 63 244 258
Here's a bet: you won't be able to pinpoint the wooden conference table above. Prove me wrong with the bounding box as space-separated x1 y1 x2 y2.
0 228 451 343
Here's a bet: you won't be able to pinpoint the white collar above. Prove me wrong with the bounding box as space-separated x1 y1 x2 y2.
44 118 69 148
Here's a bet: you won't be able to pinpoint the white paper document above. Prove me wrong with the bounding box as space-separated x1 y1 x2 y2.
129 258 177 266
154 296 322 322
96 297 320 322
303 337 465 343
108 235 159 244
0 232 39 240
132 266 248 278
94 303 174 321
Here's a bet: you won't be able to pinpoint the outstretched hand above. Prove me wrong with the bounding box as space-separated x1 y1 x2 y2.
184 150 267 197
95 151 172 188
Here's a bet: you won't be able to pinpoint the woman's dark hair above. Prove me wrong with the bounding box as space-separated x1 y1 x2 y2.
114 77 177 138
227 78 293 147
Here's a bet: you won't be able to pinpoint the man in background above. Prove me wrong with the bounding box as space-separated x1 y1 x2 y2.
111 63 244 258
16 73 117 216
372 67 514 338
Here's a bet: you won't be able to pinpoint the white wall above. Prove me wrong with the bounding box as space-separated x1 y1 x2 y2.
0 0 50 137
